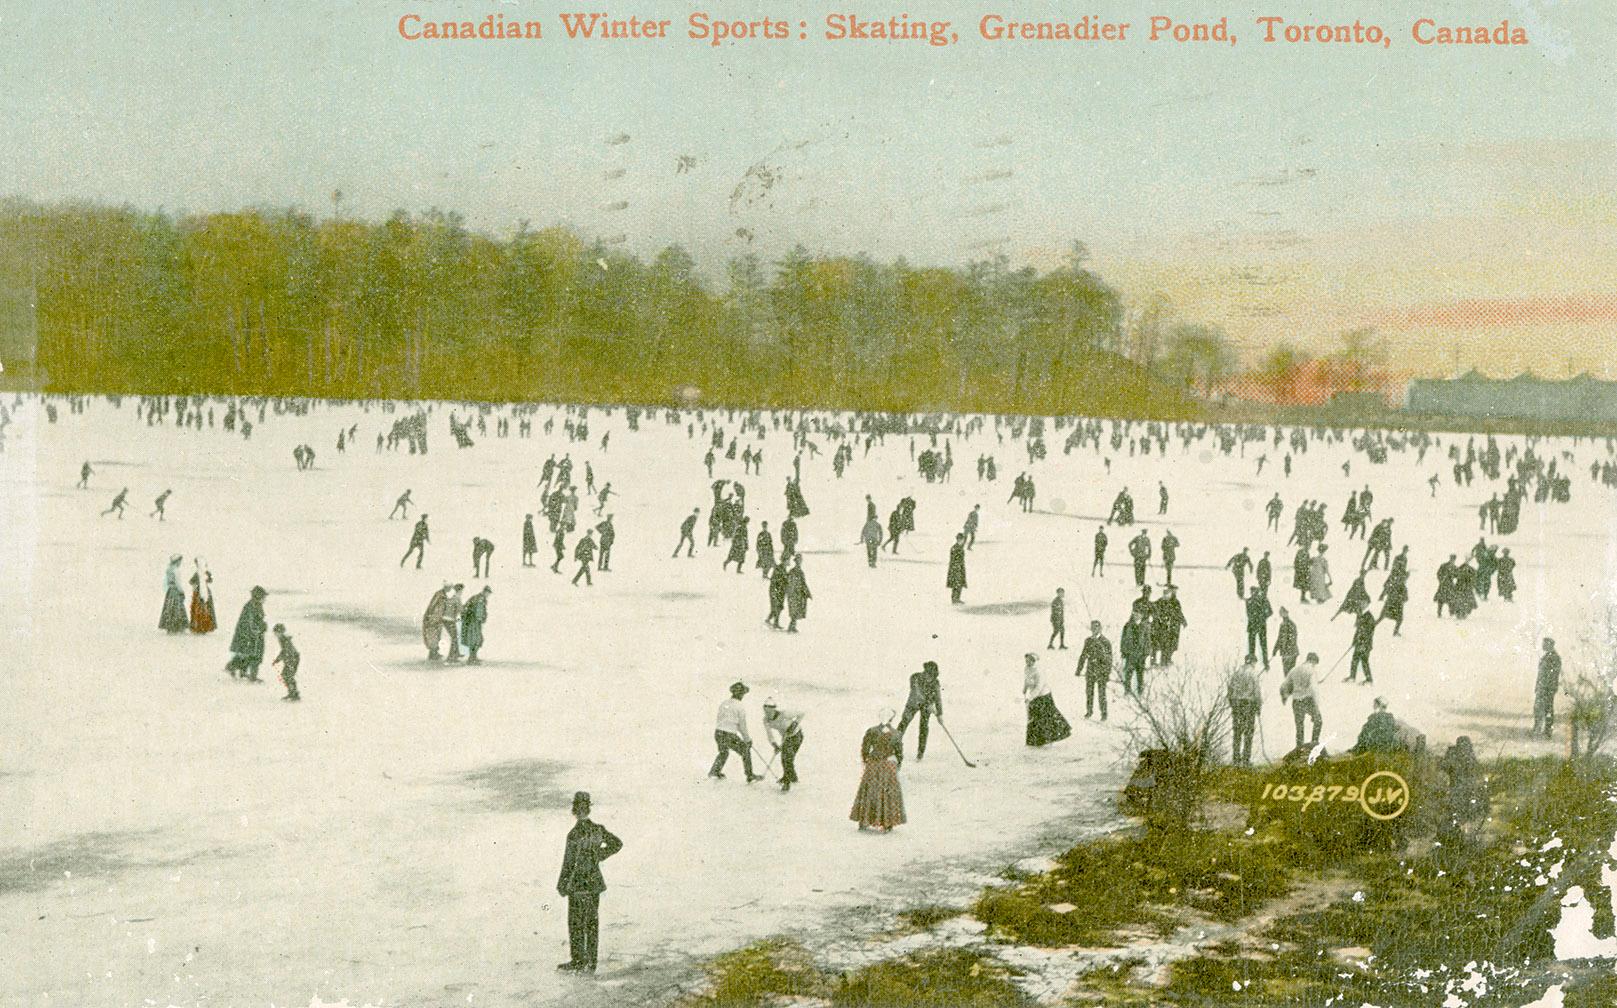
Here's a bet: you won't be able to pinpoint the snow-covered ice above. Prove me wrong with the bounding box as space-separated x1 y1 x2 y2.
1 399 1611 1006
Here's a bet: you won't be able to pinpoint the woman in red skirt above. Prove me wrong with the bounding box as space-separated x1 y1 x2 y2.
189 565 217 634
851 710 906 832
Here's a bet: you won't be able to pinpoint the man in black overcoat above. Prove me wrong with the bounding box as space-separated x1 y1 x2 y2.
556 791 623 975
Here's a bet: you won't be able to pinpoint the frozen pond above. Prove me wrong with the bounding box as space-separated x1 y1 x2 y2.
1 398 1610 1006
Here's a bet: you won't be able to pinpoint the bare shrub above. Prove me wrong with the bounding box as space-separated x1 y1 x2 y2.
1117 661 1234 833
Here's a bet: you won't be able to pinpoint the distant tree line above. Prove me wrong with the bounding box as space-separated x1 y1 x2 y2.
0 200 1193 416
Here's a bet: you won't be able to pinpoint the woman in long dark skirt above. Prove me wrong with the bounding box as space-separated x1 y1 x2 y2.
1378 575 1407 635
1022 653 1072 747
159 555 188 634
850 711 906 832
1495 548 1517 601
1450 563 1479 619
1334 575 1371 621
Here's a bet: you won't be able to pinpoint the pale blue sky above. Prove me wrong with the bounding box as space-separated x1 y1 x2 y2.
4 1 1613 371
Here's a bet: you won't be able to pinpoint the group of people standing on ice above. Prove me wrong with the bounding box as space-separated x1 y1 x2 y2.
704 671 937 835
158 554 217 636
420 581 493 664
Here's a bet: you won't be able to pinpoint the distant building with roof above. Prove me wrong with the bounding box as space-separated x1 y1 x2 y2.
1222 359 1406 408
1405 371 1617 422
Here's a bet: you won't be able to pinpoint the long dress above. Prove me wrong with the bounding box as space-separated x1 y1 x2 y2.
1496 556 1517 599
850 726 906 830
159 564 188 633
786 568 811 621
1024 665 1072 747
422 588 448 654
460 592 487 653
1336 578 1370 618
1450 566 1479 618
1293 547 1311 594
726 521 749 567
1380 578 1408 625
188 573 217 633
1309 554 1333 604
785 480 810 519
755 531 775 574
1498 494 1521 535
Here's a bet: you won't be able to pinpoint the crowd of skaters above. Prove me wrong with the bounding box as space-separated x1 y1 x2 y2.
29 388 1617 977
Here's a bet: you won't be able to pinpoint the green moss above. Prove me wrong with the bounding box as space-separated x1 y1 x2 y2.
832 948 1034 1008
1261 758 1617 977
682 938 832 1007
1564 971 1617 1008
896 905 967 932
1067 959 1149 1005
974 830 1294 947
1151 948 1439 1007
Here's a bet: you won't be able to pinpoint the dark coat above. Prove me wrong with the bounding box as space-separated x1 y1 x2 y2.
229 598 267 660
768 564 788 610
1380 577 1408 620
1076 634 1113 679
1537 651 1562 695
1293 547 1311 589
461 593 488 649
1496 555 1517 595
756 530 775 568
557 819 622 896
946 544 967 588
1351 712 1401 754
727 525 749 563
1275 617 1299 659
906 670 943 717
785 567 811 619
1352 610 1378 651
1120 619 1148 663
1244 591 1272 630
1153 598 1186 649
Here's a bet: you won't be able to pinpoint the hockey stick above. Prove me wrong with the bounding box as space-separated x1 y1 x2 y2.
935 718 978 769
1316 643 1356 683
749 742 781 782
